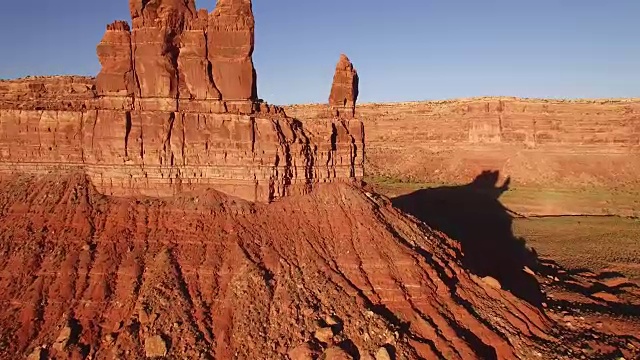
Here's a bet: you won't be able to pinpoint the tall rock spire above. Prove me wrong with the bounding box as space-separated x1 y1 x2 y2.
329 54 359 119
127 0 197 105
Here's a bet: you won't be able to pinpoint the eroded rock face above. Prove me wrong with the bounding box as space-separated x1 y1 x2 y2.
129 0 197 106
0 93 365 201
329 54 359 119
0 176 558 359
129 0 196 29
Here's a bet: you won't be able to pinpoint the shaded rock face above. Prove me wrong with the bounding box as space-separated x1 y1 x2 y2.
329 54 359 119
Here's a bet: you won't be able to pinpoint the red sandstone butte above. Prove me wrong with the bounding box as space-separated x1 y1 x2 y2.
0 0 365 202
329 54 359 118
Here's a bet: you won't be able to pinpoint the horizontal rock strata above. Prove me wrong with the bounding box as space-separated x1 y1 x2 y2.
0 78 364 201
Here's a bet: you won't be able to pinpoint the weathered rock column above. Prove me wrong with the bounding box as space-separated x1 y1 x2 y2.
329 54 359 119
207 0 258 106
178 9 222 101
96 21 135 98
129 0 197 110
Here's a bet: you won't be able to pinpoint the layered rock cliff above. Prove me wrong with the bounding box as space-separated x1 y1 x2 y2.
0 0 365 202
0 76 364 202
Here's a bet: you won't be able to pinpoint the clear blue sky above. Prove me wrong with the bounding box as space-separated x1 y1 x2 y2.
0 0 638 104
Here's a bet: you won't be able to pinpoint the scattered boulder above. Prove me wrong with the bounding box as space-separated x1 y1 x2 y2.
592 292 622 303
325 315 341 327
144 335 168 358
314 327 335 344
375 347 393 360
288 343 317 360
26 347 45 360
139 310 159 325
482 276 502 290
523 266 536 276
103 333 116 346
52 326 72 351
600 277 632 288
322 346 353 360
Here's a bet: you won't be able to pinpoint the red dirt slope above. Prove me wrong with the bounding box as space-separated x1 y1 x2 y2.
0 174 566 359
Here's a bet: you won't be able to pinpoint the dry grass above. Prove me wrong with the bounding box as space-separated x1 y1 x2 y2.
514 216 640 281
366 175 640 217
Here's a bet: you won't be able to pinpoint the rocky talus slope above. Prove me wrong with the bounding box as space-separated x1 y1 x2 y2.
0 174 560 359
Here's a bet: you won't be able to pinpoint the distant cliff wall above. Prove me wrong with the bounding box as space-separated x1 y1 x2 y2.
286 98 640 190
